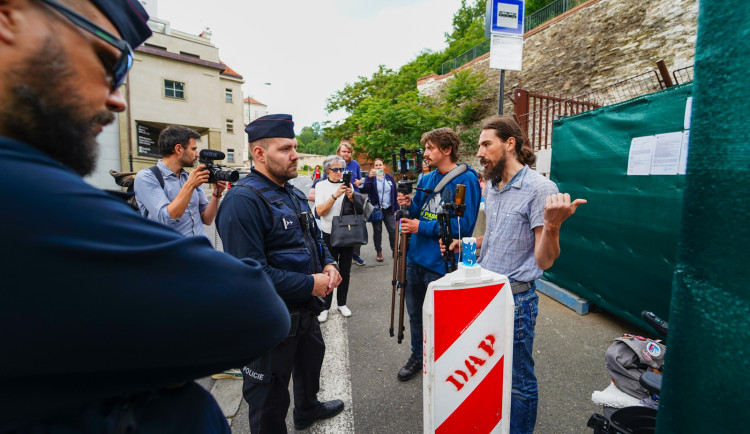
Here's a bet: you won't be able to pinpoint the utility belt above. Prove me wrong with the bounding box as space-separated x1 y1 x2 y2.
509 280 534 295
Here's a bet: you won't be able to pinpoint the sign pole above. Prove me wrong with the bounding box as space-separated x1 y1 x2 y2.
498 70 505 115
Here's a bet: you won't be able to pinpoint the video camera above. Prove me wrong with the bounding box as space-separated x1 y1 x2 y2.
198 149 239 183
391 147 423 196
342 171 352 187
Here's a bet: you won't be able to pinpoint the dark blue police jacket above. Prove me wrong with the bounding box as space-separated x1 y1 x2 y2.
217 169 335 308
0 138 290 429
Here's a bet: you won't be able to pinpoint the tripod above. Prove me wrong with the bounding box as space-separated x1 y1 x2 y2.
390 208 409 343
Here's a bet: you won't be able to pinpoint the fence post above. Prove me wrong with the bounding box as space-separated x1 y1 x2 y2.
657 59 675 88
513 89 530 133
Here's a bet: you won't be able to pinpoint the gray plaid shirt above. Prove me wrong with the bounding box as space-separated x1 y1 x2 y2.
478 166 559 282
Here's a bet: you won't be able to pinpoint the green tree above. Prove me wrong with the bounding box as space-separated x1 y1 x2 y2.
296 122 337 155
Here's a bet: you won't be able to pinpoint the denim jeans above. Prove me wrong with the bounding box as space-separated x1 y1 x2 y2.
510 283 539 434
404 262 443 359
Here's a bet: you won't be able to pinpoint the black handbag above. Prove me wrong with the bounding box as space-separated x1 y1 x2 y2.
331 205 368 247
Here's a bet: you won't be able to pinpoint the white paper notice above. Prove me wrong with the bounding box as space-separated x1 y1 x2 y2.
490 34 523 71
684 97 693 130
628 136 655 176
651 132 683 175
679 130 690 174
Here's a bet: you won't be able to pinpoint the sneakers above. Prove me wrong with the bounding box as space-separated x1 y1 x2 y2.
293 399 345 430
338 305 352 317
397 353 422 382
211 368 243 380
352 256 366 266
318 310 329 323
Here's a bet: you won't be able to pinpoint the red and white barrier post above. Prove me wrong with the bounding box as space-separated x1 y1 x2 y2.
423 238 515 433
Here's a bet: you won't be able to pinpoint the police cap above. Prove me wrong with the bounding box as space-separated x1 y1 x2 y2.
91 0 152 48
245 114 296 142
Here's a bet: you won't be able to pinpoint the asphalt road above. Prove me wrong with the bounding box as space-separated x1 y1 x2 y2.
201 174 641 433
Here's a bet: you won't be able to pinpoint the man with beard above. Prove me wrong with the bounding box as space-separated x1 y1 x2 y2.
395 127 481 382
216 114 345 433
469 116 586 434
134 125 226 239
0 0 290 431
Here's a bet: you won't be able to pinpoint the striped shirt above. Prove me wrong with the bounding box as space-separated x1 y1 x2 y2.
478 166 559 282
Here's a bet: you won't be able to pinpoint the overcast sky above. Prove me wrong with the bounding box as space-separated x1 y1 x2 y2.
153 0 464 133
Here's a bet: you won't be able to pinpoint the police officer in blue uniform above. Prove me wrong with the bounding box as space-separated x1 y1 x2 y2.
216 114 346 433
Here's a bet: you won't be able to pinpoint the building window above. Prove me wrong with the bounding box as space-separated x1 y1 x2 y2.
226 119 234 133
225 88 233 103
164 80 184 99
227 148 235 163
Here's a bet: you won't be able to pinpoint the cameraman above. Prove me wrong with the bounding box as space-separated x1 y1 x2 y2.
134 125 226 238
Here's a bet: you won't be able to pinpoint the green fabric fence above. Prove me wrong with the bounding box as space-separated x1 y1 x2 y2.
546 84 693 330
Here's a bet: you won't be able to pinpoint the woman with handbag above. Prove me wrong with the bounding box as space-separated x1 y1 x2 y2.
314 155 363 322
361 158 399 262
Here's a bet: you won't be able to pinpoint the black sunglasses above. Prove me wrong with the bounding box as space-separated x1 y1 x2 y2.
38 0 134 91
328 168 345 173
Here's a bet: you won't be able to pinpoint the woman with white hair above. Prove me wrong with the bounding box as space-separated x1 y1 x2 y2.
314 154 360 322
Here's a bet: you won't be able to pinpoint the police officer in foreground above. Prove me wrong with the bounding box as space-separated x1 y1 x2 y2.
1 0 289 431
217 114 345 433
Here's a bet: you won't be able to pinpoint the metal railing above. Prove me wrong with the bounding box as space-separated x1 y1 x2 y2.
672 65 694 85
514 63 694 151
524 0 589 32
441 0 590 74
440 40 491 75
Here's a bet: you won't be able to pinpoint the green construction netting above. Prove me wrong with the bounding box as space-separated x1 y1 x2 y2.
546 84 694 330
656 0 750 431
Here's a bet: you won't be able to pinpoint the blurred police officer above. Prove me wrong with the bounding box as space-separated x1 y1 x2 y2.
217 114 345 433
0 0 289 432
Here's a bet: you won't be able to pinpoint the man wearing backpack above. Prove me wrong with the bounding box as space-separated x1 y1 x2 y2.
134 125 226 238
395 127 481 382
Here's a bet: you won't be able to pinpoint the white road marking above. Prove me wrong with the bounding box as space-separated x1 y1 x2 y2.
312 297 355 433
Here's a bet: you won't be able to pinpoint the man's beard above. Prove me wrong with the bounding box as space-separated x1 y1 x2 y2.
0 39 114 176
481 154 506 186
267 156 298 183
181 154 196 168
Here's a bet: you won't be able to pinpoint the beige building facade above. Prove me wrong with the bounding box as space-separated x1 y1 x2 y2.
117 17 247 174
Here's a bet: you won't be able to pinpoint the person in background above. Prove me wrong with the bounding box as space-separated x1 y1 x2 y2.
0 1 289 431
337 142 367 266
314 154 363 321
134 125 226 239
361 158 398 262
395 127 481 382
417 159 431 183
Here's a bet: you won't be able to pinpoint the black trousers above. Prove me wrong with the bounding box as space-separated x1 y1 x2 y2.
371 208 396 253
322 232 354 308
242 310 325 434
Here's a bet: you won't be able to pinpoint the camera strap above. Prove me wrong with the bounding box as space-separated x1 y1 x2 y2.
419 164 468 215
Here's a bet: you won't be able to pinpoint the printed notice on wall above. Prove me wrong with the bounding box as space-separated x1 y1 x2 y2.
627 136 655 175
651 132 683 175
628 132 690 176
679 130 690 174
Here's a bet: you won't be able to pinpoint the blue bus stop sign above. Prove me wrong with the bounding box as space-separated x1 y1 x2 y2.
490 0 525 36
